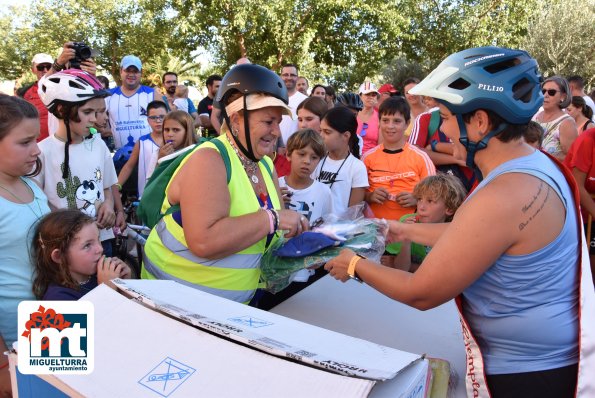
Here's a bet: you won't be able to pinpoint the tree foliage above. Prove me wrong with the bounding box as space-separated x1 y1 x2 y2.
400 0 538 70
170 0 409 89
522 0 595 87
4 0 585 92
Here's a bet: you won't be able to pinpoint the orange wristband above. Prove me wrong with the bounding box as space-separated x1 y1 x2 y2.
347 254 365 279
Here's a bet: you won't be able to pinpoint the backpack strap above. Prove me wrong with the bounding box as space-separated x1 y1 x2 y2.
211 138 231 183
163 138 273 218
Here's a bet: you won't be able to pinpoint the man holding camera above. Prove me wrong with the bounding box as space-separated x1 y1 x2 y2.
20 53 54 141
106 55 162 149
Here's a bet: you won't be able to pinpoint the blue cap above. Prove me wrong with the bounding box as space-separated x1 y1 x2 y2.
120 55 142 71
273 232 339 258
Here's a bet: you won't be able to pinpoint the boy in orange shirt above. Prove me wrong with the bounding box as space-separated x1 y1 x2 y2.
363 97 435 221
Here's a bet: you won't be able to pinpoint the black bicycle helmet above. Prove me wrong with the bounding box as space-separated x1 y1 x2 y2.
217 64 288 161
336 92 364 112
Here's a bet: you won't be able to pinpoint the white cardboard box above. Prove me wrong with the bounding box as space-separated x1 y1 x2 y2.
12 280 431 397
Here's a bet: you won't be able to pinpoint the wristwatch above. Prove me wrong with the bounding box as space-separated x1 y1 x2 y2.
347 254 365 282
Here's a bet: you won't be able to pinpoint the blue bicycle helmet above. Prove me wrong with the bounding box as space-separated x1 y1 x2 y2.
409 46 543 167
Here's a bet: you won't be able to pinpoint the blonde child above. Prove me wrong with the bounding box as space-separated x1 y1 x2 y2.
173 85 190 113
32 209 132 300
158 110 197 159
393 173 467 272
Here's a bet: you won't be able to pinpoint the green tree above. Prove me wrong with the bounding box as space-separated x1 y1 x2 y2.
0 0 192 85
522 0 595 87
400 0 538 70
170 0 409 89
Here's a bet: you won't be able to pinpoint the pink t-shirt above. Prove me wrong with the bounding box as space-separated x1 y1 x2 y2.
357 109 380 155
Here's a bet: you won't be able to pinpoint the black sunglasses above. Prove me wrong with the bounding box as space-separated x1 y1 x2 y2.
36 63 52 72
541 88 559 96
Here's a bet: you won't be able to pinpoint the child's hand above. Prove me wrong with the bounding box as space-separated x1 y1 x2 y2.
96 255 124 285
111 257 132 279
395 192 417 208
96 202 116 229
368 188 389 204
158 142 175 158
280 187 293 207
404 215 418 225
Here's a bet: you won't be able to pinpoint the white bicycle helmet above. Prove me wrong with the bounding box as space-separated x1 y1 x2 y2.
38 69 109 115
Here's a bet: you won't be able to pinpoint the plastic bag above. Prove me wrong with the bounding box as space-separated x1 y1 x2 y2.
260 203 388 293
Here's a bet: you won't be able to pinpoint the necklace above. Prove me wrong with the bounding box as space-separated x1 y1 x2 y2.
317 152 350 189
78 275 92 286
226 135 270 208
227 135 260 184
0 179 43 219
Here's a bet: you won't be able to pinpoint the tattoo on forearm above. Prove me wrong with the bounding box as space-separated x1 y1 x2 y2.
521 181 543 213
519 185 550 231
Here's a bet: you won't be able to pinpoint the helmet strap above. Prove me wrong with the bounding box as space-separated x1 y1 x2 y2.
62 118 72 179
224 95 259 162
457 114 507 170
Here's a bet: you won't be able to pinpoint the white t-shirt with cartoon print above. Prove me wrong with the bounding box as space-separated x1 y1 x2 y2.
278 177 334 222
36 134 118 241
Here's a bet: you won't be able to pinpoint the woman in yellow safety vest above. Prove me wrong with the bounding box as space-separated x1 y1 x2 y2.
142 64 308 304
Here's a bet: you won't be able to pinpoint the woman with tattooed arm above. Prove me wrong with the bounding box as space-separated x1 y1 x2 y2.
325 47 595 398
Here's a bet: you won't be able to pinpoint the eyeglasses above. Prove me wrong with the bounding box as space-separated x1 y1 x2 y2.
36 63 52 72
542 88 559 96
360 122 368 137
147 115 165 121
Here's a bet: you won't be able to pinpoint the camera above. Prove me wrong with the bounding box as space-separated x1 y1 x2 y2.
69 42 92 69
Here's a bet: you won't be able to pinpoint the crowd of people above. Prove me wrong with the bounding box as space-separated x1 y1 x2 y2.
1 42 595 397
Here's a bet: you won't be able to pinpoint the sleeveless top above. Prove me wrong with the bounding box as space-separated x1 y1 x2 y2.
137 133 160 197
536 112 573 158
141 136 281 304
463 150 579 375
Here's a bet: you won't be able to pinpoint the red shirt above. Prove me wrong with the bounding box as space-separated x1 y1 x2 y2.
565 128 595 194
23 81 49 142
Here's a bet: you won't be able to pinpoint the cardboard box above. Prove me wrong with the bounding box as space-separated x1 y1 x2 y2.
12 280 431 397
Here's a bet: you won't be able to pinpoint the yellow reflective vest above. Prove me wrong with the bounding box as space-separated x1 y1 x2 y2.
141 135 280 304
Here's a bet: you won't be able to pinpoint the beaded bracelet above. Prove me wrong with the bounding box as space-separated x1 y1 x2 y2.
265 209 275 234
270 208 279 232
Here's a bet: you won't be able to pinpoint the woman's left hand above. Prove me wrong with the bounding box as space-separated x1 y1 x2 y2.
277 209 309 238
325 248 356 282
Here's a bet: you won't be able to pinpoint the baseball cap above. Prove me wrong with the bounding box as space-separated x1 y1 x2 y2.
379 83 398 95
120 55 142 70
358 82 379 95
32 53 53 65
225 93 293 118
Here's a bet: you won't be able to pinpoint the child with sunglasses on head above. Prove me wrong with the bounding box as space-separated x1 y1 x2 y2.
32 209 132 300
117 100 167 197
392 173 467 272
